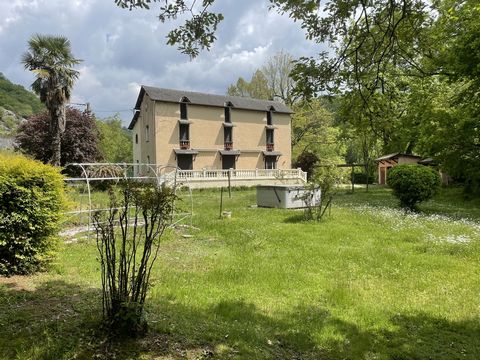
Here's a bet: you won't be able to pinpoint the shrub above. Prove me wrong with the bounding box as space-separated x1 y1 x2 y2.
93 181 177 334
14 107 102 168
293 151 318 180
352 171 375 184
0 153 65 275
387 164 441 210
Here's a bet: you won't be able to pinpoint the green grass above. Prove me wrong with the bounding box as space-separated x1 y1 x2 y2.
1 186 480 359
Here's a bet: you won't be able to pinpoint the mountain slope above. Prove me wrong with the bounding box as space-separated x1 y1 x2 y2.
0 73 45 140
0 73 44 117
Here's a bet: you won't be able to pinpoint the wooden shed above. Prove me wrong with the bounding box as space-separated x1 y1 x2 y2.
375 153 422 185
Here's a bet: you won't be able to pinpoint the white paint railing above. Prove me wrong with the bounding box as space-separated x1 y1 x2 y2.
171 168 307 183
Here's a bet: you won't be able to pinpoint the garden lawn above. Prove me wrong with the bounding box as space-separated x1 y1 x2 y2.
1 186 479 359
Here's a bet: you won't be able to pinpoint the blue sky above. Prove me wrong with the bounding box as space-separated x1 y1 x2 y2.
0 0 324 123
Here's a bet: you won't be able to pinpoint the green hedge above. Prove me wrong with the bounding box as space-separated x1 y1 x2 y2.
387 164 441 210
0 153 65 275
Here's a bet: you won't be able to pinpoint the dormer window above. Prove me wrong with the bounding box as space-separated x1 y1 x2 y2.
224 106 231 123
180 96 190 120
224 101 233 123
180 102 188 120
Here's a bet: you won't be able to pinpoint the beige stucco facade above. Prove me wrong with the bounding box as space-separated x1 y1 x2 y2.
132 93 292 172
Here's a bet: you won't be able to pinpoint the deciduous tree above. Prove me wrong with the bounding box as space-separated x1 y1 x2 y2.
96 116 133 163
15 108 102 166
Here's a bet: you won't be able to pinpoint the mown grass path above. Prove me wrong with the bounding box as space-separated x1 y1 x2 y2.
1 186 479 359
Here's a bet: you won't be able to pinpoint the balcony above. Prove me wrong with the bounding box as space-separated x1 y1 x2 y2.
163 168 308 188
224 141 233 150
180 140 190 149
266 143 275 151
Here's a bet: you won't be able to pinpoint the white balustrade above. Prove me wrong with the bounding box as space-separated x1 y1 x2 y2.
172 168 307 183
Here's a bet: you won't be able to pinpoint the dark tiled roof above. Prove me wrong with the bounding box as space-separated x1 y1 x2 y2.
129 85 293 129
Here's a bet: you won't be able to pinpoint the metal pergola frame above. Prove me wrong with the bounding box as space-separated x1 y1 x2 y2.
63 162 193 236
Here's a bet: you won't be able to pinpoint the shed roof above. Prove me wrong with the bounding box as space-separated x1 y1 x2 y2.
375 153 422 162
128 85 293 129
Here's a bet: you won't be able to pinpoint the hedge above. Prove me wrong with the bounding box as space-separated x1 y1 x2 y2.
0 153 65 275
387 164 440 210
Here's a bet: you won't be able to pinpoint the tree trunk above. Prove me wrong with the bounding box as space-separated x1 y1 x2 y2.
49 104 66 166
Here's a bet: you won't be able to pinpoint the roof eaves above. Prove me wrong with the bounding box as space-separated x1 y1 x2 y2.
128 110 140 130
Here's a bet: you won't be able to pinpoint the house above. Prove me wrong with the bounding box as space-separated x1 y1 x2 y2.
375 153 423 185
128 86 306 187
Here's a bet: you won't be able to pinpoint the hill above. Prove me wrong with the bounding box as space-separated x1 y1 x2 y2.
0 73 44 117
0 73 44 141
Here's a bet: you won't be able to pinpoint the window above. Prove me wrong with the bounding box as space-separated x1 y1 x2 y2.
222 155 236 170
135 133 138 144
224 127 232 143
180 102 188 119
267 110 273 125
179 124 189 141
265 156 277 169
266 129 274 144
224 106 231 123
179 123 190 149
147 155 150 164
177 154 193 170
145 125 149 142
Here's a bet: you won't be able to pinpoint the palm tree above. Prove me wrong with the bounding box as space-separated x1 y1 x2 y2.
22 34 81 166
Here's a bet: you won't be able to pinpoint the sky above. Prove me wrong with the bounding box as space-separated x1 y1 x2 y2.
0 0 324 124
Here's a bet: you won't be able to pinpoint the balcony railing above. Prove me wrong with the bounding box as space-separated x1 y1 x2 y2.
266 143 275 151
224 141 233 150
164 168 307 184
180 140 190 149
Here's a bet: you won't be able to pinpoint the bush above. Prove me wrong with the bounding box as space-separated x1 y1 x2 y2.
293 151 319 180
352 171 375 184
14 107 102 168
93 181 177 334
0 153 65 275
387 164 441 210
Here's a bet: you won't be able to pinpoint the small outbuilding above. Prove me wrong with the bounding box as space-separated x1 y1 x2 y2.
375 153 423 185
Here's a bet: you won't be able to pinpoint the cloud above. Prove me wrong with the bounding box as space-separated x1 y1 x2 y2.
0 0 325 124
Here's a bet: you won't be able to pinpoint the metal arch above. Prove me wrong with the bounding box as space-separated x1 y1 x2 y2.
156 164 194 228
64 163 93 236
63 162 194 234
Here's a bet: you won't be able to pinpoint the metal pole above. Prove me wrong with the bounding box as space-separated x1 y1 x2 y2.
366 160 369 192
351 165 355 193
219 187 224 219
228 170 232 198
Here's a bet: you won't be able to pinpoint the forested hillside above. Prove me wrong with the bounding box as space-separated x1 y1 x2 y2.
0 73 44 137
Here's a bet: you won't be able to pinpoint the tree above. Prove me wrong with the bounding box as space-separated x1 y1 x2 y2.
227 51 296 104
227 70 271 100
96 116 133 163
21 34 81 166
291 99 345 170
15 107 102 166
115 0 223 58
261 50 297 105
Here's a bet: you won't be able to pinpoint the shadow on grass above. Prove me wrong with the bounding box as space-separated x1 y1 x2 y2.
1 280 479 359
283 213 307 223
147 297 480 359
0 279 100 359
